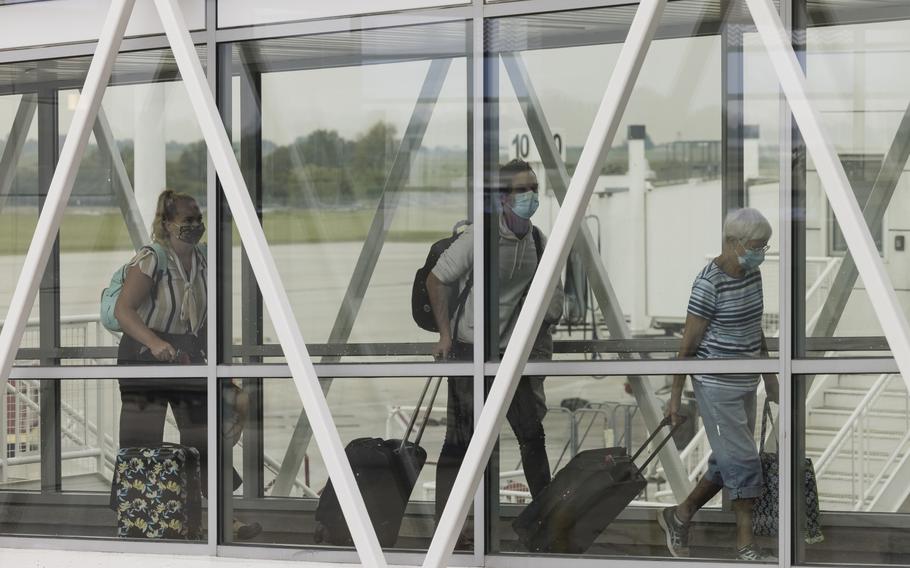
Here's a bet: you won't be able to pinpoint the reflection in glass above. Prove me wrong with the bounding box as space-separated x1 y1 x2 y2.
222 22 469 364
799 5 910 357
0 90 41 365
488 1 780 361
0 49 206 366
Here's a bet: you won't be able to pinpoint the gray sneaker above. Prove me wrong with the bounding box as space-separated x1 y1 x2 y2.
657 506 690 557
737 543 777 562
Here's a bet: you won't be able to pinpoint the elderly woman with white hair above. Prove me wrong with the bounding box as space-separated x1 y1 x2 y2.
658 207 780 562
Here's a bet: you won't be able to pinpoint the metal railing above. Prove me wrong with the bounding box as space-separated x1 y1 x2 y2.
812 373 910 511
805 256 843 336
2 315 319 498
7 312 910 512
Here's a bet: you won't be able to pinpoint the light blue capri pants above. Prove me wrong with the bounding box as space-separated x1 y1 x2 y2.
692 377 763 500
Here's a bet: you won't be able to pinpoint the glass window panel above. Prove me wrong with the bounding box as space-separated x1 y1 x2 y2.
221 21 470 364
0 49 207 367
221 376 469 552
799 5 910 357
490 374 779 561
0 88 41 366
485 2 780 364
1 378 208 542
796 372 910 564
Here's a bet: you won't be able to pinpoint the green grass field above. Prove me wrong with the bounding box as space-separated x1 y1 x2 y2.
0 206 465 255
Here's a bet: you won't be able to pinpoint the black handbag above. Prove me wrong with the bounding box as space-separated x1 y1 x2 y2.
753 400 824 544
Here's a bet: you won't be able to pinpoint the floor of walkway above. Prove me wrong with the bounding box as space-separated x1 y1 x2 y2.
0 547 387 568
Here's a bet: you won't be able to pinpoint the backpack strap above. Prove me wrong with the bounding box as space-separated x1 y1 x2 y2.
145 242 170 285
450 223 473 335
519 225 543 304
531 225 543 262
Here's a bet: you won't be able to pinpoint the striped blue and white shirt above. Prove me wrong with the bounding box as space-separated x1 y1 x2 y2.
687 260 764 390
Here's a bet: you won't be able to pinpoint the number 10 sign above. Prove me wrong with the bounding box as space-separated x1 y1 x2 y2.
507 129 566 165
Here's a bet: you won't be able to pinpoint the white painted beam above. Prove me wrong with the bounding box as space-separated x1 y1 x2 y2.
501 52 691 501
93 108 150 248
0 1 136 413
273 58 452 497
151 0 387 565
745 0 910 393
422 1 668 565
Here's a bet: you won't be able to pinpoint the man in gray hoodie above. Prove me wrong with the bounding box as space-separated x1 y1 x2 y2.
427 159 563 541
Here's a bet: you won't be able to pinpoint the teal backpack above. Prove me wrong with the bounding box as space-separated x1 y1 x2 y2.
100 243 169 333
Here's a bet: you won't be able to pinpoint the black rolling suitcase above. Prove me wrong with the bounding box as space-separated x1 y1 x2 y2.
513 415 686 553
314 377 442 547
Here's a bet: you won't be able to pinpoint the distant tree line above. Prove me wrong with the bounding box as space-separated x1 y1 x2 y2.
1 121 415 208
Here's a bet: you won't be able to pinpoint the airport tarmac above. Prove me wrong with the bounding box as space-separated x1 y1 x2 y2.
0 241 644 503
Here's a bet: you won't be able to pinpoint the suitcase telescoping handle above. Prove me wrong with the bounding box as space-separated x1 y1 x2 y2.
399 377 443 451
630 415 687 472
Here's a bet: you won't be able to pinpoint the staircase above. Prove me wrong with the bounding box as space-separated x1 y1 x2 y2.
805 373 910 512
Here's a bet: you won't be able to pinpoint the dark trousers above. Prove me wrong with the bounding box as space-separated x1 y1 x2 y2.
117 332 241 495
435 341 551 521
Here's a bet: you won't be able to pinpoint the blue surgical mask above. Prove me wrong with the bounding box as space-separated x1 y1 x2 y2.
738 248 765 271
510 191 539 219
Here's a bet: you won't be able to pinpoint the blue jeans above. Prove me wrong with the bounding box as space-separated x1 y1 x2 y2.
692 378 763 500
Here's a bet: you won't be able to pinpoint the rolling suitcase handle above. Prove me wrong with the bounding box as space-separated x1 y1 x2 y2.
413 378 442 447
630 415 687 472
399 377 443 451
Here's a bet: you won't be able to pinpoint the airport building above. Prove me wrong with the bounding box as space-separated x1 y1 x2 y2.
1 0 909 567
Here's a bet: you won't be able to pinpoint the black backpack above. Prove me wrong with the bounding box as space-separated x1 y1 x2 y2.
411 221 543 333
412 221 473 332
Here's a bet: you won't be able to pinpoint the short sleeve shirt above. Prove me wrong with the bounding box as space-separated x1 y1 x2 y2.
129 244 207 336
687 260 764 390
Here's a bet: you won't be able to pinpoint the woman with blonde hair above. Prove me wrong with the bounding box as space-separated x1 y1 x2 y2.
114 189 259 540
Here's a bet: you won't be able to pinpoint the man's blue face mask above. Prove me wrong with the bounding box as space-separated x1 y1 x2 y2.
509 191 539 219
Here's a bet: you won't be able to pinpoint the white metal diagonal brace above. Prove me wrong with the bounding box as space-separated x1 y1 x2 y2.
0 93 148 247
502 52 692 501
0 0 135 407
94 108 150 248
152 0 388 565
0 93 37 211
273 58 452 497
809 96 910 339
744 0 910 392
422 1 668 565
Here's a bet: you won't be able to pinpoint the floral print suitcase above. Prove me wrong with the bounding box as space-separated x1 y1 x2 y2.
110 444 202 539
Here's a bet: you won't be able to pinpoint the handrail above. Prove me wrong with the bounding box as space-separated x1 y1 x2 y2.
815 373 893 478
806 256 842 303
1 313 119 327
858 428 910 512
805 256 842 336
5 381 89 449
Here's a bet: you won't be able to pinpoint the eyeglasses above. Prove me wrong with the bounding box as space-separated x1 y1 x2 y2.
513 183 539 193
743 242 771 254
